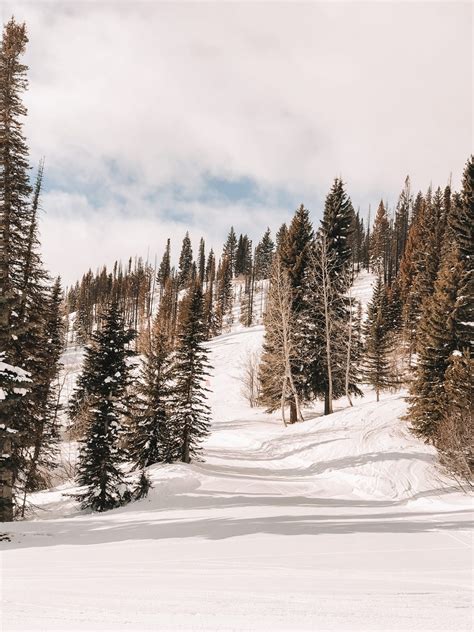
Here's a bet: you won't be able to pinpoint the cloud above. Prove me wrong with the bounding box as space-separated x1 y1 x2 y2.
3 1 472 283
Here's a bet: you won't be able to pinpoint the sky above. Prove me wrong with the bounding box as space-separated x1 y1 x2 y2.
3 1 472 285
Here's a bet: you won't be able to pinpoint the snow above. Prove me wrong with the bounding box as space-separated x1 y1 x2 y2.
351 269 376 314
1 310 472 631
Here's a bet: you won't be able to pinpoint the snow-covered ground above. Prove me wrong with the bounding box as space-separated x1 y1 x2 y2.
1 274 472 631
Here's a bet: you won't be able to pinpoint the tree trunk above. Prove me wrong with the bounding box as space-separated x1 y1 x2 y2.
324 387 333 415
289 399 297 424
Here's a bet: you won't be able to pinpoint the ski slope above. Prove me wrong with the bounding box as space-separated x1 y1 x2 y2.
1 313 473 630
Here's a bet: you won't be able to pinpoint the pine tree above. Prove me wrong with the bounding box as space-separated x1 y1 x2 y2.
254 227 274 280
273 205 314 419
407 245 463 440
130 319 175 469
363 276 394 402
280 204 314 304
275 223 288 252
178 232 193 289
0 18 33 520
223 227 237 277
259 256 302 424
450 156 473 353
71 301 135 511
215 254 233 333
320 178 355 280
437 350 473 480
170 283 212 463
392 176 411 279
157 238 171 290
18 277 64 516
198 237 206 286
297 180 358 414
370 200 390 281
297 231 361 414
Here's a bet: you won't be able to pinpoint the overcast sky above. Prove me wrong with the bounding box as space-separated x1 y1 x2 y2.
3 1 472 285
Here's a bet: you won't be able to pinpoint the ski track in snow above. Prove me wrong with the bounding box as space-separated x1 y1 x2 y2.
1 272 473 631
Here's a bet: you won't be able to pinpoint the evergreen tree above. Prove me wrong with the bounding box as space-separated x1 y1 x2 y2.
157 238 171 289
363 276 394 402
391 176 411 279
198 237 206 286
71 301 135 511
130 319 174 469
320 178 355 279
437 350 473 479
450 156 473 353
275 223 288 252
215 254 233 333
170 283 212 463
297 181 357 414
254 227 274 280
370 200 390 281
20 277 64 510
272 205 314 419
178 232 193 289
407 245 463 440
205 248 216 284
235 234 252 277
223 226 237 277
0 18 33 520
280 204 314 304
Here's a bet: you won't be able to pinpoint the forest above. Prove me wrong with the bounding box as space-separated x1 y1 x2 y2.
0 16 472 525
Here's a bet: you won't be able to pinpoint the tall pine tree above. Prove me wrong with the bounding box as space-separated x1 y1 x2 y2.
71 301 135 511
170 282 212 463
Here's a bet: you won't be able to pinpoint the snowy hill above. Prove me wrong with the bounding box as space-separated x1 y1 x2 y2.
1 282 472 631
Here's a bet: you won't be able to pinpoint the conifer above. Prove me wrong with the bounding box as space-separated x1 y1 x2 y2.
407 245 463 440
223 227 238 277
198 237 206 286
157 238 171 289
170 283 212 463
178 232 193 289
450 156 473 353
130 319 174 469
437 350 473 479
71 301 135 511
363 276 394 402
254 227 274 280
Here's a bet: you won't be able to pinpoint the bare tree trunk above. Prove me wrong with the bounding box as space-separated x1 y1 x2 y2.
280 376 288 427
345 287 353 407
320 237 333 415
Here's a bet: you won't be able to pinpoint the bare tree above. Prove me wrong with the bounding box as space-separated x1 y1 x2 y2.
261 257 302 426
240 351 261 407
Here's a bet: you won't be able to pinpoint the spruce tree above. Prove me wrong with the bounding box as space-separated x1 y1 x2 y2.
71 301 135 511
215 254 233 333
254 227 274 280
178 232 193 289
0 18 32 520
370 200 390 280
392 176 411 279
157 238 171 290
223 226 238 277
297 180 358 414
198 237 206 286
437 350 473 479
320 178 355 279
450 156 473 353
170 282 212 463
407 245 463 440
363 276 394 402
130 319 175 469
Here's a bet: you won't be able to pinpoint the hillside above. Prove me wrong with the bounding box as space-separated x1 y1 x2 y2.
1 310 472 631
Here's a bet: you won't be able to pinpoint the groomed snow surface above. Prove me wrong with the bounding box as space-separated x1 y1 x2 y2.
1 291 473 630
